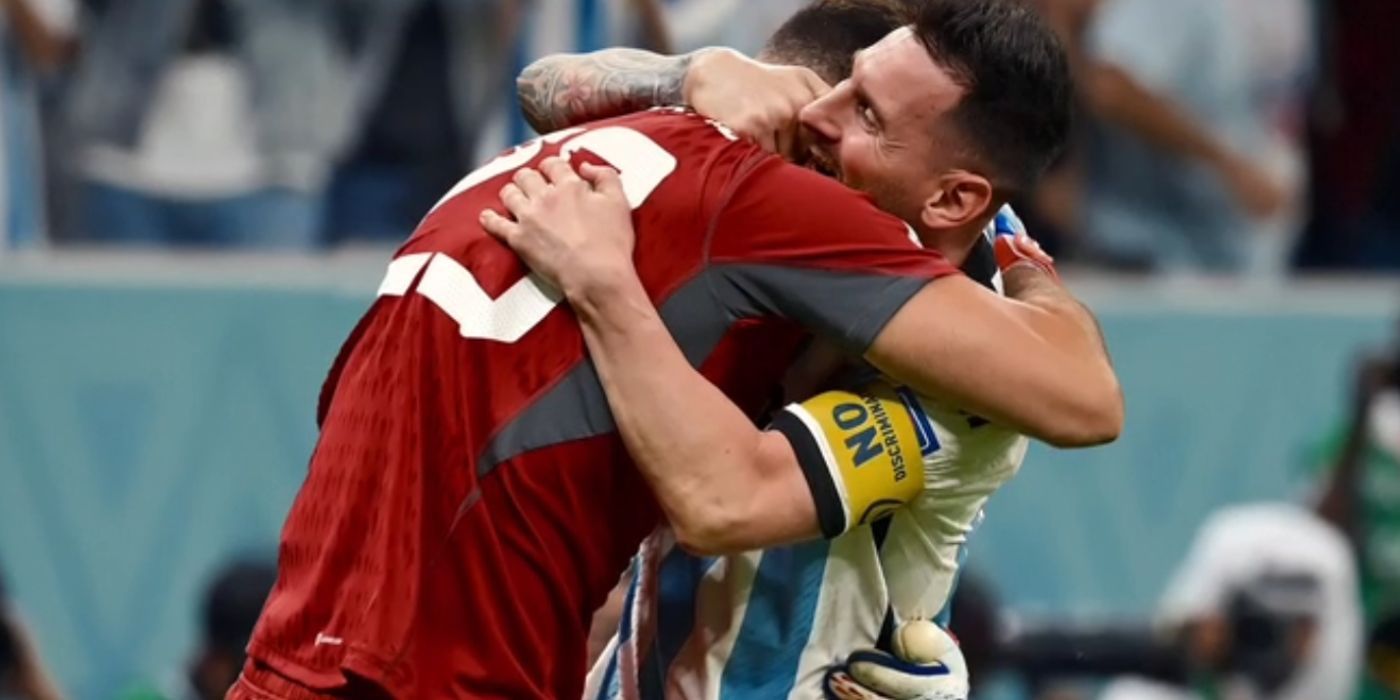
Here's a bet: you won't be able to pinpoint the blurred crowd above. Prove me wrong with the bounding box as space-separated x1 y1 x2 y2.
0 0 1397 274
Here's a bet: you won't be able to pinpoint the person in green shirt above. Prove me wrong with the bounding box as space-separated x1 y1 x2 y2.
1315 329 1400 700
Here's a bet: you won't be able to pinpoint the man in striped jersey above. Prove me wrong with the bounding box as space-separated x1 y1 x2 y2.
492 3 1084 697
579 210 1038 700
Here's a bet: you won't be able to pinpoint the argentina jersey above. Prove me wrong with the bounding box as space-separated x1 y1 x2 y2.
583 386 1028 700
583 219 1025 700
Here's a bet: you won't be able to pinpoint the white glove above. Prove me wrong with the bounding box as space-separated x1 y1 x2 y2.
822 620 970 700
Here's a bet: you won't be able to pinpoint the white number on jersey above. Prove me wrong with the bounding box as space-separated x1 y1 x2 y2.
377 127 678 343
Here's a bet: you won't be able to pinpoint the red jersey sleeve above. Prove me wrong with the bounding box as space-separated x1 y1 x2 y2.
705 156 961 353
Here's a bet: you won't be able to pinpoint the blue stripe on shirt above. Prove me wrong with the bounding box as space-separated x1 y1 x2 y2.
639 548 713 699
595 569 642 700
717 540 831 698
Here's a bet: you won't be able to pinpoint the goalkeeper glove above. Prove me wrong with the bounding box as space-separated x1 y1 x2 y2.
822 620 970 700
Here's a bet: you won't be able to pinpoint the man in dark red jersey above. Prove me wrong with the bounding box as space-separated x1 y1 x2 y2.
232 2 1120 699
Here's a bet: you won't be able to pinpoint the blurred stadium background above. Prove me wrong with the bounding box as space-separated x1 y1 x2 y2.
0 0 1397 699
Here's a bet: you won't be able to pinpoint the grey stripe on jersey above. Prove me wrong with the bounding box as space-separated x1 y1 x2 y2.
478 269 727 473
710 264 933 356
478 264 936 472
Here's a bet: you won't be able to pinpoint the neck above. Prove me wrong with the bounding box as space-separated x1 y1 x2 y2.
914 221 983 267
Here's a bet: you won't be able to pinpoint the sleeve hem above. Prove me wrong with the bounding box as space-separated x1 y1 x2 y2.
771 410 847 539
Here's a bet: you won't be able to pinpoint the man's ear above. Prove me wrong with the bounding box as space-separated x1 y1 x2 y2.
919 171 995 232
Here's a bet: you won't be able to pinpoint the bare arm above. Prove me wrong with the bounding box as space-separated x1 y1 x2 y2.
571 268 819 554
868 268 1121 449
517 48 692 134
482 159 818 554
517 46 827 155
628 0 672 53
1085 63 1286 218
481 162 1119 550
2 0 76 71
1316 356 1391 547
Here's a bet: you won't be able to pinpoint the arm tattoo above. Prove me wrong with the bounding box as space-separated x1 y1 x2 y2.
517 48 694 134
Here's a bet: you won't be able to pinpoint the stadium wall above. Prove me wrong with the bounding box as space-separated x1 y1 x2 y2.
0 254 1395 697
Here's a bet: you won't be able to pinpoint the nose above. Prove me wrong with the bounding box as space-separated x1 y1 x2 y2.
798 91 843 145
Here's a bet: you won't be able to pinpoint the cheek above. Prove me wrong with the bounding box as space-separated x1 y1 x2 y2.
836 137 878 183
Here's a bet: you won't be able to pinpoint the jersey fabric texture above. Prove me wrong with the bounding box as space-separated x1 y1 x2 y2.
242 109 958 699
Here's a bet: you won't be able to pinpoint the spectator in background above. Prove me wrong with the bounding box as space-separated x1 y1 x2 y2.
1315 326 1400 699
323 0 528 244
0 0 76 251
1296 0 1400 271
1100 503 1362 700
324 0 670 244
121 559 276 700
1038 0 1311 274
659 0 806 55
0 567 64 700
66 0 352 249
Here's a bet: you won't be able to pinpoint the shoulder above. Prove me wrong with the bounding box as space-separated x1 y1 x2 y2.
709 158 946 275
725 156 910 230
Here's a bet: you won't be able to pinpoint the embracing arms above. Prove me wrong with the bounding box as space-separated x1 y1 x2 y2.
480 161 1120 553
518 47 827 156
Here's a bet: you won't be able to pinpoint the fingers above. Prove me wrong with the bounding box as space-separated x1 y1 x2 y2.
801 68 833 101
538 156 582 187
512 167 548 198
1014 232 1054 265
778 118 810 162
479 209 520 242
753 126 778 154
579 163 625 200
499 182 529 217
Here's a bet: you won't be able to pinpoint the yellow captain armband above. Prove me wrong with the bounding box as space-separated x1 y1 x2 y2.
769 383 937 538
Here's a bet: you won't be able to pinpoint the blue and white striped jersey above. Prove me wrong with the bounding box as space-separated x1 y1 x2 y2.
584 390 1028 700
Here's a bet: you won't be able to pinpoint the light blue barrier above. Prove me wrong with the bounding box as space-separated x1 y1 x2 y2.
0 266 1395 697
973 304 1395 615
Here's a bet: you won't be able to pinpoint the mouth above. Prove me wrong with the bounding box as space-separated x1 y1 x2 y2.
805 145 840 180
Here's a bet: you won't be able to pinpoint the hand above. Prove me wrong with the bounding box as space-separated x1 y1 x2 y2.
989 205 1058 280
1354 353 1397 420
1216 154 1290 220
480 157 637 299
823 620 970 700
684 48 830 159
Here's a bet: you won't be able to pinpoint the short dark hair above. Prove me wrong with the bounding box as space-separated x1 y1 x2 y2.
762 0 909 84
909 0 1073 197
203 559 276 654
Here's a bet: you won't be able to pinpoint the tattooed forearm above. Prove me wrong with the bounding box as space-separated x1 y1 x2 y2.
517 48 697 134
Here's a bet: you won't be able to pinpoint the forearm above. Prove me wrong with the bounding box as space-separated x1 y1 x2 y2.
517 48 694 133
867 275 1122 448
1087 63 1231 169
2 0 75 71
569 272 810 551
1316 417 1368 545
1002 267 1120 441
628 0 672 53
1003 265 1110 361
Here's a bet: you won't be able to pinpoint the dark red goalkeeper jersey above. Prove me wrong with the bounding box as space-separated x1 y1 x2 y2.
245 109 958 699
